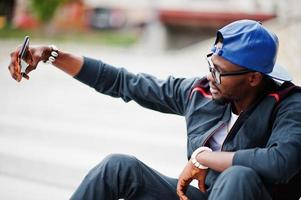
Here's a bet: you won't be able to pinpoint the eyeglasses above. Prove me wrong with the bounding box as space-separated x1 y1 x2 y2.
206 53 253 84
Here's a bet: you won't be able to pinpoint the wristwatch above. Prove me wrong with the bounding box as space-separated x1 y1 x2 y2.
191 146 212 169
44 45 59 65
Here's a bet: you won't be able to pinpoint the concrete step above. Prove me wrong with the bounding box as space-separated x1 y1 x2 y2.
0 107 187 199
0 173 72 200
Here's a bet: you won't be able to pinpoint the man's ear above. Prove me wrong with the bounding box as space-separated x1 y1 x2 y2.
248 72 263 87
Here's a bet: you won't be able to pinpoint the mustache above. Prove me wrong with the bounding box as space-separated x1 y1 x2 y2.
209 82 220 91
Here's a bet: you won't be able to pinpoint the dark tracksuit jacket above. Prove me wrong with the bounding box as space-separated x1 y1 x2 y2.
75 57 301 198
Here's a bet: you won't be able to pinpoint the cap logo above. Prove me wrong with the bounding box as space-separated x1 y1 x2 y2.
212 43 223 56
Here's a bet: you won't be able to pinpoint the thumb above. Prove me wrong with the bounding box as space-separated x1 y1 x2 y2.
198 180 206 193
22 73 30 80
25 64 36 74
26 48 38 66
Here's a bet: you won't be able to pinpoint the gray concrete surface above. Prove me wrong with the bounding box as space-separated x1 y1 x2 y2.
0 20 300 200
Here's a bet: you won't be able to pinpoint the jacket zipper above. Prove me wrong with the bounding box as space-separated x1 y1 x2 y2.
201 122 226 147
221 113 244 151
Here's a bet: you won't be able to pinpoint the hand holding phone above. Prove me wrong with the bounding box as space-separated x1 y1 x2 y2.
18 36 30 74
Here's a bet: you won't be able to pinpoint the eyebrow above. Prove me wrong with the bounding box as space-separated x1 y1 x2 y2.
211 58 223 72
213 58 253 74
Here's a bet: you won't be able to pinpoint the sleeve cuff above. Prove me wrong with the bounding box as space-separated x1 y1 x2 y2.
233 149 254 166
74 56 103 88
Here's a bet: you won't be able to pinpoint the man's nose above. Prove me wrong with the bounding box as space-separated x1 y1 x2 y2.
207 72 215 82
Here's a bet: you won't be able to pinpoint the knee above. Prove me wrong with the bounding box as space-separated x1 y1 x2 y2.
86 154 140 181
72 154 142 199
93 153 140 176
220 166 259 184
102 153 139 168
210 166 269 200
224 166 256 177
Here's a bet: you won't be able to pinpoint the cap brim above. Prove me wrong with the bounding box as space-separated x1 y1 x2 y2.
267 64 292 81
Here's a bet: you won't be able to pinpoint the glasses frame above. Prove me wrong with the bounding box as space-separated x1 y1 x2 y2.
206 53 253 84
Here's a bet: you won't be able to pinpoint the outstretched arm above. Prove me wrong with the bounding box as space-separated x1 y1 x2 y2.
9 44 198 115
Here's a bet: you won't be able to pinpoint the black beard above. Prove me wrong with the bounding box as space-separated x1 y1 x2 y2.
212 97 229 105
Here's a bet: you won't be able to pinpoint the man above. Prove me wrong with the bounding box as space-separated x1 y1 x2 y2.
8 20 301 199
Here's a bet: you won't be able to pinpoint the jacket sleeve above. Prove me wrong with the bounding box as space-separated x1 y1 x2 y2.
233 93 301 184
74 56 196 115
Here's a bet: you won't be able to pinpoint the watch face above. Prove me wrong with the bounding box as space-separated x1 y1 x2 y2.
191 147 212 169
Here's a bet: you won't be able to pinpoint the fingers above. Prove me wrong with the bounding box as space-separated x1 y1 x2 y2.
198 180 206 193
26 47 35 66
22 64 37 80
8 49 22 82
177 161 199 200
22 73 30 80
24 46 42 74
196 169 208 193
8 46 38 82
177 178 191 200
25 64 36 74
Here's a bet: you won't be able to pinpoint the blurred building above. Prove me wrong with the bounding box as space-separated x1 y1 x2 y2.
0 0 16 28
85 0 278 30
5 0 301 49
9 0 301 30
83 0 283 49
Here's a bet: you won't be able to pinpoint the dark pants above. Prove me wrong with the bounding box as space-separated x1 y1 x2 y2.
70 154 271 200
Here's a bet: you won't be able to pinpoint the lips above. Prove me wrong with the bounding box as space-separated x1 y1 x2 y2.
209 83 220 94
210 87 219 94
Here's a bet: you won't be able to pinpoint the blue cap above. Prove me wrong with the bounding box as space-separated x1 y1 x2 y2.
211 19 292 81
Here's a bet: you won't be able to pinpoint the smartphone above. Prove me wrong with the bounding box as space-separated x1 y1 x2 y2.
18 36 30 74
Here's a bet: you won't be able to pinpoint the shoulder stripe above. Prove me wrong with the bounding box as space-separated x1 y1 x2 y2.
268 93 280 102
189 87 212 99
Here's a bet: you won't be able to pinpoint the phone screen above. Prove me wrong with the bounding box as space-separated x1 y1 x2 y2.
18 36 30 73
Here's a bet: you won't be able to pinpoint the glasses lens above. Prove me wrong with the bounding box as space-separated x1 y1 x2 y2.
213 68 220 84
207 55 220 84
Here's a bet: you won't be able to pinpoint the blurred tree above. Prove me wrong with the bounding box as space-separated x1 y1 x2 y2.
30 0 71 23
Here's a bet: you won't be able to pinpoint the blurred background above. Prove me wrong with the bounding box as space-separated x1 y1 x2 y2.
0 0 300 199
